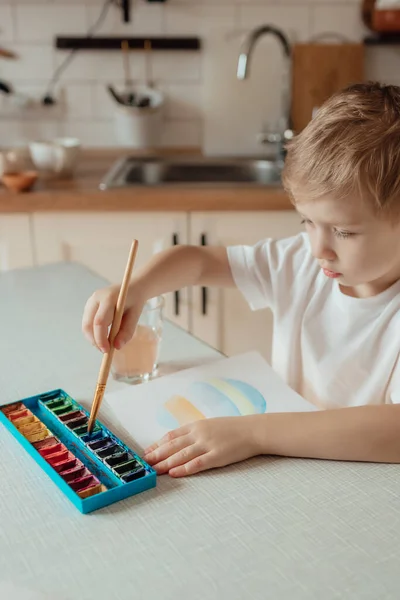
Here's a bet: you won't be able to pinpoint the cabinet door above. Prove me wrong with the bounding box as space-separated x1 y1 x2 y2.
32 212 189 330
190 212 302 362
0 215 33 271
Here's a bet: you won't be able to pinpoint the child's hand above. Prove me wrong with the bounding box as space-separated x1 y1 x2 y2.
143 415 262 477
82 284 144 353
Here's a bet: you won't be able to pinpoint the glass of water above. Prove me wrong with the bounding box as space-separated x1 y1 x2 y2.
111 296 164 384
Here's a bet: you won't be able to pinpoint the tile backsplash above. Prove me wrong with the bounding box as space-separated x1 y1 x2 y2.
0 0 399 151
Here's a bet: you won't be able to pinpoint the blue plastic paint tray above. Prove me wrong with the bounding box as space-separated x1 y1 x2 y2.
0 389 156 514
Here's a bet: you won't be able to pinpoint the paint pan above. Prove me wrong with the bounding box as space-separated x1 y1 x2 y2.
96 444 123 460
80 430 104 444
39 390 63 403
70 475 100 493
113 460 141 476
32 436 59 451
65 415 88 430
38 442 64 458
72 423 101 437
59 410 84 423
104 451 134 469
45 449 70 466
78 483 104 499
8 409 30 422
18 420 46 436
52 454 78 473
43 398 67 411
13 413 37 428
60 465 88 483
1 402 24 415
121 466 146 483
26 428 51 443
52 403 77 417
86 436 113 452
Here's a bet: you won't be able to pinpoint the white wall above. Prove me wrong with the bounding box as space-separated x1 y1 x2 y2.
0 0 398 149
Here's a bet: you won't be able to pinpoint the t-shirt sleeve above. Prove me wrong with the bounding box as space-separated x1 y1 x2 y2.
227 232 314 311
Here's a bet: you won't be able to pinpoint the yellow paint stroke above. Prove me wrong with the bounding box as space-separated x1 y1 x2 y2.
208 378 255 415
164 395 205 426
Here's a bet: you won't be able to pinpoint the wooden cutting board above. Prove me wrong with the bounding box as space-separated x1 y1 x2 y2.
291 43 365 132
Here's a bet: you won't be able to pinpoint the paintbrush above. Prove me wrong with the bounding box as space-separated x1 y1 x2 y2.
87 239 139 435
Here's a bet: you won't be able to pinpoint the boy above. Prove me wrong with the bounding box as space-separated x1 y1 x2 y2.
82 82 400 478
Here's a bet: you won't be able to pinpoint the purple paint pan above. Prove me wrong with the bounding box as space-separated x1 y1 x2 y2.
59 410 84 423
65 415 88 430
69 474 99 492
60 465 89 483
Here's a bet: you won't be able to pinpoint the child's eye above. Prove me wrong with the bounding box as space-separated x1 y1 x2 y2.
300 218 312 225
333 229 354 239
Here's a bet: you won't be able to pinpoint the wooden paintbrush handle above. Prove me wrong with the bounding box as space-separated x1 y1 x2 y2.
88 239 139 431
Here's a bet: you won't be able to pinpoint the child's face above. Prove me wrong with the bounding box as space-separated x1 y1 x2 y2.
296 194 400 297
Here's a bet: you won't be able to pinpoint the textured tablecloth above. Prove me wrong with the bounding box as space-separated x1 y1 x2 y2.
0 263 399 600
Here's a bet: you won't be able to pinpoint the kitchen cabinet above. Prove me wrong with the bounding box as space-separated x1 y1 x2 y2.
190 212 303 362
32 212 190 330
0 215 33 271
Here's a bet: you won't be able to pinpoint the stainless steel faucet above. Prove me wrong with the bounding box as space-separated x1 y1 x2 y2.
237 25 294 158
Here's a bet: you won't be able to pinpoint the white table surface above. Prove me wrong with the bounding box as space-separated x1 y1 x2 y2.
0 263 399 600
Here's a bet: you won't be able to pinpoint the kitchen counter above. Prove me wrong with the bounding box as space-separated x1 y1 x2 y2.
1 262 400 600
0 149 292 212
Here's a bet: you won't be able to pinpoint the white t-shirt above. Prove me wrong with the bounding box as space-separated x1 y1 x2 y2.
227 233 400 409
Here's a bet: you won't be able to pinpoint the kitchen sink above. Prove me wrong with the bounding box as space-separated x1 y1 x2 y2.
99 156 282 189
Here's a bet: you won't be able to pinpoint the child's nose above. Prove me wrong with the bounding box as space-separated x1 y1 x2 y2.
312 234 337 261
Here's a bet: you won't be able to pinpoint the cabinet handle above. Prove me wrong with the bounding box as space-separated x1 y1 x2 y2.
172 233 180 316
200 233 208 315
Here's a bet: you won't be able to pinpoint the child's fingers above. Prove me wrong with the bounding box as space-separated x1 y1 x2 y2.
169 453 210 478
93 303 115 352
82 299 99 347
152 444 202 475
144 426 190 455
144 434 193 465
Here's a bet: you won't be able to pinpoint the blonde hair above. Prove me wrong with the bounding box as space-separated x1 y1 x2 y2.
282 81 400 218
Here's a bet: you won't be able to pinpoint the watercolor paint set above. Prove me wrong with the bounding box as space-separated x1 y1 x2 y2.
0 389 156 513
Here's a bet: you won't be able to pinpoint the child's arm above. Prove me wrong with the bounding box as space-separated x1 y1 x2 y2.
82 245 234 352
257 405 400 463
143 404 400 477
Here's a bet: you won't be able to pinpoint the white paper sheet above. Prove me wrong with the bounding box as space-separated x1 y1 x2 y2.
105 351 316 450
